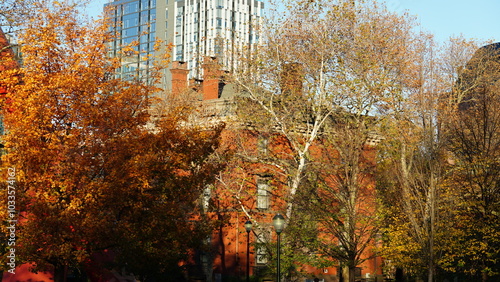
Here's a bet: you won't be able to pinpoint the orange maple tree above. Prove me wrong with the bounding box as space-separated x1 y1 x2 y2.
0 1 224 280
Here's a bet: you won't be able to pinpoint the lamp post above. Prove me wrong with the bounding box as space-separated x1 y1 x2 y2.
272 214 285 282
244 220 253 282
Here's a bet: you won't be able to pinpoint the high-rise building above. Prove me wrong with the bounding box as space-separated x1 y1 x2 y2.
105 0 264 89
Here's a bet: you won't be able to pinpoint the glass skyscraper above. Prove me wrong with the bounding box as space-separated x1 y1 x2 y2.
105 0 264 89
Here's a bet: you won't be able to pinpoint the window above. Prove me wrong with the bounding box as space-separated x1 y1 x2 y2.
140 33 149 44
176 44 184 61
140 11 149 24
257 135 269 155
257 177 270 210
123 14 139 28
199 236 211 265
214 44 221 56
114 5 122 17
122 37 136 45
202 186 211 211
123 27 138 37
256 232 268 264
123 63 138 74
140 0 149 10
123 1 139 14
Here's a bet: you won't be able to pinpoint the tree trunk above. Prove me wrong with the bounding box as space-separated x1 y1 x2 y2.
427 264 434 282
53 264 67 282
427 170 438 282
482 271 487 282
218 215 226 278
341 265 356 282
395 268 404 282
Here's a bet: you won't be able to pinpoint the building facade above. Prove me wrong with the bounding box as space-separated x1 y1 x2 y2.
105 0 263 89
170 60 384 282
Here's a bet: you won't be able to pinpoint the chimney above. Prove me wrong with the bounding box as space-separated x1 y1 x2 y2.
281 62 303 96
170 61 189 96
202 57 222 100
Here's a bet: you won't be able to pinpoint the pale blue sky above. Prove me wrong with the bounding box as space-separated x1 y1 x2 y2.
86 0 500 44
385 0 500 43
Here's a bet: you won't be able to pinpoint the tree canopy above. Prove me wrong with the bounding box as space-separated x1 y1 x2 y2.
0 1 224 281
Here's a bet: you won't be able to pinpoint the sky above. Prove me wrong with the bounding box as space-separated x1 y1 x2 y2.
86 0 500 44
384 0 500 43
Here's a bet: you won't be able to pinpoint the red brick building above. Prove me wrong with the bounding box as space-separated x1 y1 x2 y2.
172 58 384 282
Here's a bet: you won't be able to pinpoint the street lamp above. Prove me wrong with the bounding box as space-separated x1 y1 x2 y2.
272 214 285 282
244 220 253 282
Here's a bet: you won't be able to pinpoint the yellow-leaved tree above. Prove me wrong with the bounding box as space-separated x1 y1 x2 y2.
441 41 500 282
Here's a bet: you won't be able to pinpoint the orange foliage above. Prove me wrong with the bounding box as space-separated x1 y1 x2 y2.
0 1 224 280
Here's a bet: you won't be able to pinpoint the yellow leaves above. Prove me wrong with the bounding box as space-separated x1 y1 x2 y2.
67 197 83 213
121 43 140 56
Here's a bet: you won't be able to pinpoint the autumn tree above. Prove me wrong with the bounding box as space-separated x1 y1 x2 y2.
224 0 422 281
0 0 36 28
0 17 19 280
0 1 224 281
377 35 458 282
377 35 500 282
441 41 500 282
